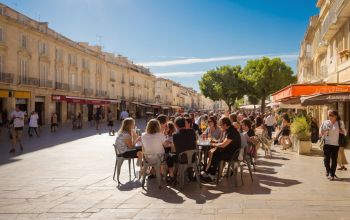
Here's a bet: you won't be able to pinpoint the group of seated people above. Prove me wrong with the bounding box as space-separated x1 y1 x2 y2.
114 111 291 184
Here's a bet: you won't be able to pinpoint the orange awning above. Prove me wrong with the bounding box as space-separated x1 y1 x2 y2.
272 83 350 102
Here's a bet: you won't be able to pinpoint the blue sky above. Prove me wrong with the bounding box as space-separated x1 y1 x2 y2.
3 0 319 91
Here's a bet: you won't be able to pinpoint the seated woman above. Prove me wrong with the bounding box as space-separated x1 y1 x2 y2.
141 119 168 175
202 116 222 140
203 116 222 171
202 117 241 182
164 121 177 182
114 117 142 164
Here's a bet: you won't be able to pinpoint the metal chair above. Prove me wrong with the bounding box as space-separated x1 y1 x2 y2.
176 149 201 190
141 153 164 189
112 144 136 184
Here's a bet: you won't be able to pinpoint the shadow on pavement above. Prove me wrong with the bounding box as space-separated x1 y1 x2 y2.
256 160 284 167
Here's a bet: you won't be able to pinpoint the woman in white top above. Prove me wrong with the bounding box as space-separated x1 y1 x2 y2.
320 110 347 180
28 111 39 137
141 119 167 164
114 118 142 164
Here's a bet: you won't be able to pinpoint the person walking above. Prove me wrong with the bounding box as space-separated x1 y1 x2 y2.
320 110 346 180
337 117 348 171
28 111 39 137
95 108 102 134
264 112 276 139
107 110 115 136
51 112 58 132
9 105 25 153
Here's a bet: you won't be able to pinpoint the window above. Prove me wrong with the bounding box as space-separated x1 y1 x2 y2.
0 55 3 74
110 71 116 81
70 72 76 89
20 58 28 81
68 54 77 65
39 42 48 55
55 67 63 84
39 63 49 86
122 87 124 97
122 73 125 83
0 27 3 42
20 35 28 48
0 7 4 16
55 48 63 62
39 25 47 33
96 63 102 75
83 74 90 89
96 79 102 91
82 58 89 69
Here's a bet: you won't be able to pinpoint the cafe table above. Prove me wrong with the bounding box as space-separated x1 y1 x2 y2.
197 140 211 172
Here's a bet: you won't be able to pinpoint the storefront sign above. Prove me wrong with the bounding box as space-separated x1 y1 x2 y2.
14 91 31 99
52 95 66 101
0 90 9 98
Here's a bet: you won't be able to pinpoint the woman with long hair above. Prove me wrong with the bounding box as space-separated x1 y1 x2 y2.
141 119 168 178
114 118 142 163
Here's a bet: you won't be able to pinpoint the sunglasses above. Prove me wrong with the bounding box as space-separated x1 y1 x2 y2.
208 121 213 123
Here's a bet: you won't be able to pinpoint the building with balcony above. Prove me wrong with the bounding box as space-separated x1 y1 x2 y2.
274 0 350 130
0 3 216 123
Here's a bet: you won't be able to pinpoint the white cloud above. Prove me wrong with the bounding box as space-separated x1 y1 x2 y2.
138 53 298 67
154 71 206 78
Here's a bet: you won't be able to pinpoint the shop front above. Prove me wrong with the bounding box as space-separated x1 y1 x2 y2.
14 91 31 113
52 95 111 123
272 83 350 130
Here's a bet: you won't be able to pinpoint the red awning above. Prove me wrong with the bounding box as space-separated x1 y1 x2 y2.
272 83 350 102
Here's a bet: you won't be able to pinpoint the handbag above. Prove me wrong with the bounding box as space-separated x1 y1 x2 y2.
339 133 347 147
339 120 348 147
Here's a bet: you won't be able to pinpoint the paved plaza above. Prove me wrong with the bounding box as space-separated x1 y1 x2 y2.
0 122 350 220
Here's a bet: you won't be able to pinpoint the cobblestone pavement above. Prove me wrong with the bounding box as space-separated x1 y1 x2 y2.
0 121 350 219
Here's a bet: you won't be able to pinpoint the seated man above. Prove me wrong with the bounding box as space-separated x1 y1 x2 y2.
202 116 241 181
166 117 197 181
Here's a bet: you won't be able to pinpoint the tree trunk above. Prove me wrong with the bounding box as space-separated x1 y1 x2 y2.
261 96 266 114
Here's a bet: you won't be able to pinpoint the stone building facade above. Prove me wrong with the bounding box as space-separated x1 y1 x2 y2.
0 3 216 124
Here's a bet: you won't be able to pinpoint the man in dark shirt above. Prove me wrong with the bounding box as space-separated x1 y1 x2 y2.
165 116 197 182
204 117 241 180
173 116 197 157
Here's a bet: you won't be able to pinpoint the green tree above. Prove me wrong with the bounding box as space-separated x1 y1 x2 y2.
243 57 297 113
199 65 247 111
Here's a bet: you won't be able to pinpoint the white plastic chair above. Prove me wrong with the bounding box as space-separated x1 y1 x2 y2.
176 149 201 190
141 153 164 189
112 144 136 184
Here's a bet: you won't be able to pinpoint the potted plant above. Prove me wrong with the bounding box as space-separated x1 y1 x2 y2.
291 116 312 154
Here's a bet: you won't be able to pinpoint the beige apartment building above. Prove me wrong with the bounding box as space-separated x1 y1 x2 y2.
273 0 350 130
0 3 216 124
0 3 159 124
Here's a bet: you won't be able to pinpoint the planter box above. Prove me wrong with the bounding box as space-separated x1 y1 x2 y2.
297 140 312 154
291 135 312 154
